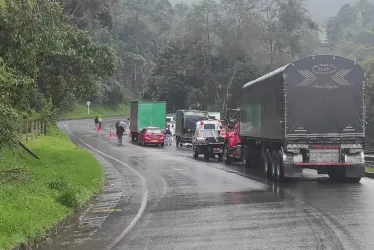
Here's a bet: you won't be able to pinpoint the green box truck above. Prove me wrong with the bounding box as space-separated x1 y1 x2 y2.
129 100 167 140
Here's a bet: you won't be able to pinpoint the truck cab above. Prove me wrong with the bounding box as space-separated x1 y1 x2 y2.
192 120 224 161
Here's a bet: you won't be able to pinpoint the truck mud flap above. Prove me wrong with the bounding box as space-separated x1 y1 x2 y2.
283 163 303 178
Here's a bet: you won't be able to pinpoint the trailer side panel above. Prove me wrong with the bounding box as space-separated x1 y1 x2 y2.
285 55 365 136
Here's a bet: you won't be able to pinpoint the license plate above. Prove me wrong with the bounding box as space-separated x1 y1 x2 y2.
309 149 339 163
213 148 222 152
151 140 158 142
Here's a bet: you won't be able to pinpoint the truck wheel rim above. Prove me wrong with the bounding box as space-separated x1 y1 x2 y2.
264 156 268 173
276 161 280 178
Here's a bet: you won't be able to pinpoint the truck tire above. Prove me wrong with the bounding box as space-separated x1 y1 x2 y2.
264 149 271 178
242 145 250 168
218 155 223 162
204 153 210 161
223 143 231 164
271 151 277 178
276 150 285 182
193 146 198 159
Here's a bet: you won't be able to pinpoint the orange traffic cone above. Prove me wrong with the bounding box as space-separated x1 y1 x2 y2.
97 125 100 133
109 129 112 138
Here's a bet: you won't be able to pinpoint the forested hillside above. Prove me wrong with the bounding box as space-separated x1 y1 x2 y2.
3 0 374 146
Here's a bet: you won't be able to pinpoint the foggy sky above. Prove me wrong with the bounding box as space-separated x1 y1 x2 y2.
169 0 374 23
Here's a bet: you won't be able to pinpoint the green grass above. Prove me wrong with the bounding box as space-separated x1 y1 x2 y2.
0 131 104 249
61 103 129 120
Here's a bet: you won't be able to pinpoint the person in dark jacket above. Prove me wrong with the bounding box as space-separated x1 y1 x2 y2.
116 120 127 143
164 125 172 145
94 116 99 130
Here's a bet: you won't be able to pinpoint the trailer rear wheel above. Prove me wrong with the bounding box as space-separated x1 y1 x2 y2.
264 149 271 178
276 151 285 182
271 151 277 178
242 145 250 168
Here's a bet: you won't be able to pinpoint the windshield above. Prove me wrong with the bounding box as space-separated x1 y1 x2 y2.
147 128 162 134
196 129 220 137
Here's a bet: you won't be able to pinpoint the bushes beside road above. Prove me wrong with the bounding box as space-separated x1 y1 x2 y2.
61 104 129 120
0 128 104 249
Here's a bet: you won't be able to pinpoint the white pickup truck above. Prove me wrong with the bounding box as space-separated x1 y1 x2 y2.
191 119 224 161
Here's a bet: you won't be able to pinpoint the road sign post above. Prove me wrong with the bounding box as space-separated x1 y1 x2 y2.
87 101 91 115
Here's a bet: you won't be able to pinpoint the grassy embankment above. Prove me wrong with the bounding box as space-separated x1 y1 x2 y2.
0 126 104 249
61 104 129 120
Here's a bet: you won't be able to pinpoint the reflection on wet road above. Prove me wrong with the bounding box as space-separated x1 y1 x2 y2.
39 119 374 250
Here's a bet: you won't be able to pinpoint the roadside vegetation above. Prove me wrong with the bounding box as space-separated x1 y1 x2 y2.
0 127 104 249
61 104 130 120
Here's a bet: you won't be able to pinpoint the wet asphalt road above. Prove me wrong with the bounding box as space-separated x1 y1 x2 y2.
39 119 374 250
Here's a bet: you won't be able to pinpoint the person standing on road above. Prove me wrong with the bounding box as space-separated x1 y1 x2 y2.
116 120 127 144
94 116 99 130
126 117 130 128
98 115 103 130
165 125 172 145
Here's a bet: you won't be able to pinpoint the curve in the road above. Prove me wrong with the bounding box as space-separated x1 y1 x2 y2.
63 121 148 250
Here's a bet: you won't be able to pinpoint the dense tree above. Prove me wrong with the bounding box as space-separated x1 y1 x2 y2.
324 0 374 145
0 0 115 146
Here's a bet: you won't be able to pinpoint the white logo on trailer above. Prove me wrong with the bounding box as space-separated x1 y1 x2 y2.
297 70 317 86
332 69 351 86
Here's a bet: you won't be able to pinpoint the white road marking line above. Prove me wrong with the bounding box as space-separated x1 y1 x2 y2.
63 121 148 250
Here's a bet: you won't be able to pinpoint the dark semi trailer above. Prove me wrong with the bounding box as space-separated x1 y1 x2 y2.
238 55 366 183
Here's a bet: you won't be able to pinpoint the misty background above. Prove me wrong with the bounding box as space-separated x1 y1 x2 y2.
170 0 374 23
3 0 374 146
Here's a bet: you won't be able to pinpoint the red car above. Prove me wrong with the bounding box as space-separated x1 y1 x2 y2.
137 127 165 146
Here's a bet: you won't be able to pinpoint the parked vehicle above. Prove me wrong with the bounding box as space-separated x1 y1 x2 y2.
137 127 165 146
224 55 366 183
175 110 209 147
222 109 242 163
208 112 221 120
129 100 166 141
192 119 224 161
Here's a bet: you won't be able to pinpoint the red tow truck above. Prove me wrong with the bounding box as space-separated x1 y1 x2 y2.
222 109 243 164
